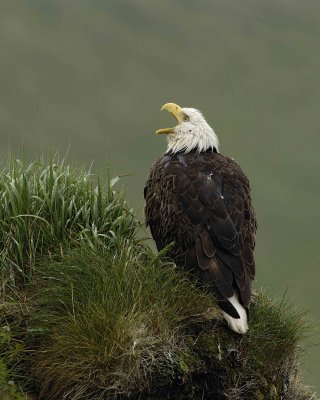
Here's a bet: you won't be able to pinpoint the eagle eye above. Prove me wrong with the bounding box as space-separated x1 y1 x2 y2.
183 115 189 122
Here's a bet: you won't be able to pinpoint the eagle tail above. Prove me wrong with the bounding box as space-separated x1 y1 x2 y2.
222 291 248 334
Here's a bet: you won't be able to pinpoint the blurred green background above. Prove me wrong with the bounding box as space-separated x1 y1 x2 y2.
0 0 319 392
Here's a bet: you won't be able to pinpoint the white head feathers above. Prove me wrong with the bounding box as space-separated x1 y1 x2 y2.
166 107 219 154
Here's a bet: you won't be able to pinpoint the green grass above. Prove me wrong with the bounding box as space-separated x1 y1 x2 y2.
0 158 136 289
0 158 316 400
18 247 311 400
0 325 27 400
29 244 215 399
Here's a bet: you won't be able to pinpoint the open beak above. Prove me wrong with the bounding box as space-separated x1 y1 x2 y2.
156 102 183 135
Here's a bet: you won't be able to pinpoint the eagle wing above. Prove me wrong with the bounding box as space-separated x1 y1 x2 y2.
145 154 256 316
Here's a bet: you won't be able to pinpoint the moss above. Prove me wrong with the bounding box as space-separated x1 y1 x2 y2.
0 357 26 400
252 384 280 400
268 384 279 399
0 322 30 399
253 391 265 400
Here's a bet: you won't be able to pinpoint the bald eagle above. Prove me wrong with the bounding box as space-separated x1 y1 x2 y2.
144 103 257 334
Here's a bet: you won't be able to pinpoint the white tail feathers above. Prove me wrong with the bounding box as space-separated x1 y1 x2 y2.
222 292 248 334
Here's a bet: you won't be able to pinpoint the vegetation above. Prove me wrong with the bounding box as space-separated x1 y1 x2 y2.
1 0 320 389
0 159 317 399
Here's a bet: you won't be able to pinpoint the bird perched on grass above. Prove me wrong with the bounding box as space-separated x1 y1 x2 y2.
144 103 257 334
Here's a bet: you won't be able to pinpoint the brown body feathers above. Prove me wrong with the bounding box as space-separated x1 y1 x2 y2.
144 148 257 318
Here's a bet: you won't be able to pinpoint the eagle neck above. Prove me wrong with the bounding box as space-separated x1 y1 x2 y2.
165 146 218 156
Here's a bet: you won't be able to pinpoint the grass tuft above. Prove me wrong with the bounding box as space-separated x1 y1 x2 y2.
223 292 309 399
30 244 215 399
25 243 310 400
0 159 136 289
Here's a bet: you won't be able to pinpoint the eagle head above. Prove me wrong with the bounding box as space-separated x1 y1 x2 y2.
156 102 219 154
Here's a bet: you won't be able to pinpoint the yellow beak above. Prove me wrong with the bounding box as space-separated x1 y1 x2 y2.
156 102 183 135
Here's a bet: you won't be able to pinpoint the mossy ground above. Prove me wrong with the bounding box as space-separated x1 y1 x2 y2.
0 159 317 400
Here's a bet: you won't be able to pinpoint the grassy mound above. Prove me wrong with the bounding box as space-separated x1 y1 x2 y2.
0 159 316 400
30 245 214 399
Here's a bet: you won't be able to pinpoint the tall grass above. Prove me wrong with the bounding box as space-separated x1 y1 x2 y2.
0 159 136 289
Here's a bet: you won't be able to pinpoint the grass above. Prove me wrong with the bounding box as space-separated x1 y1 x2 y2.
0 158 136 290
22 248 312 400
0 158 317 400
29 244 215 399
0 324 27 400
